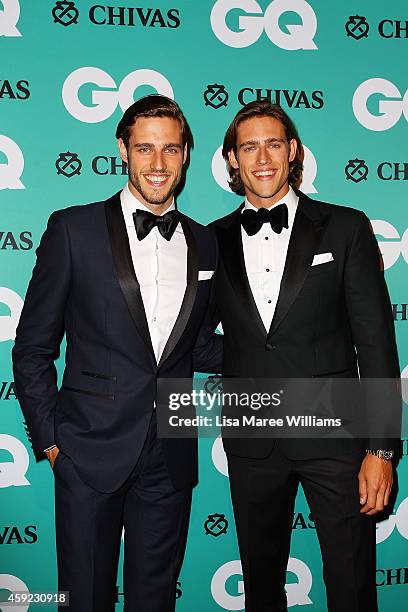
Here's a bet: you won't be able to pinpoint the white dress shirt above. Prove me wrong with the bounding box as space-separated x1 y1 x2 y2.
241 186 298 332
121 184 187 362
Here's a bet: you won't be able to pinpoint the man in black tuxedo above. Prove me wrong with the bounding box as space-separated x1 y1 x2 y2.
211 101 400 611
13 95 221 611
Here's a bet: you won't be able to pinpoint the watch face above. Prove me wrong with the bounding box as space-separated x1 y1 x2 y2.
382 450 394 460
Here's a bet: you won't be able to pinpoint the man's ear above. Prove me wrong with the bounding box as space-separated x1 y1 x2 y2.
118 138 128 164
228 149 239 169
288 138 297 163
183 143 187 164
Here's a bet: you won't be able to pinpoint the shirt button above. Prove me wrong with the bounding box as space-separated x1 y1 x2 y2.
153 317 157 322
265 343 276 351
268 300 272 304
265 237 269 241
266 268 270 272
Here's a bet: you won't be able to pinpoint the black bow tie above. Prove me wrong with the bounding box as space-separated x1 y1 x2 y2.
241 204 289 236
133 209 180 241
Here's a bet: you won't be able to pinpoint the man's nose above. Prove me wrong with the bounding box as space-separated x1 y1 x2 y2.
256 145 271 165
151 150 166 170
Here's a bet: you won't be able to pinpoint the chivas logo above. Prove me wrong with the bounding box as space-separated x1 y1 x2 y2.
0 525 37 544
0 232 32 250
0 79 29 99
0 382 17 400
204 84 229 109
345 158 369 183
205 513 228 537
345 15 369 40
204 375 223 395
52 1 79 27
377 567 408 586
55 152 82 177
89 6 180 28
292 511 315 530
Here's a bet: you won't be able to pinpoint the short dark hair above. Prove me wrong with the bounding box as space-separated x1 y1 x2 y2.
222 100 303 195
115 94 194 153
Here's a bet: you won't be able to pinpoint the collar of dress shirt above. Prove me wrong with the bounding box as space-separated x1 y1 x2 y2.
120 183 176 228
243 185 298 230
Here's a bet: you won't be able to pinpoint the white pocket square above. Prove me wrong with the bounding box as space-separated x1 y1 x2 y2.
311 252 334 266
198 270 214 280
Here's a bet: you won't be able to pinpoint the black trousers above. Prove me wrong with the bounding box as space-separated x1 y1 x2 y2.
227 446 377 612
53 412 192 612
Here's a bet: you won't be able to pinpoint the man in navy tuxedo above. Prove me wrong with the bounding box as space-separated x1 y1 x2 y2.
13 95 222 611
211 100 400 611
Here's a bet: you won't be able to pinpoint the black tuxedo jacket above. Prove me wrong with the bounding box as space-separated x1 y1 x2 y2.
13 192 222 492
211 190 400 459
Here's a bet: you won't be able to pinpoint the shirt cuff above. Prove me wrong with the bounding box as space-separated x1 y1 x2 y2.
44 445 57 453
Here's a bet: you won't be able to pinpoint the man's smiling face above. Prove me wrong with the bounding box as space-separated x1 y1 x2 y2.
119 116 187 212
228 115 297 208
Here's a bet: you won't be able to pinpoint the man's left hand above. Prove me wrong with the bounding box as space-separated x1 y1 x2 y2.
358 453 393 515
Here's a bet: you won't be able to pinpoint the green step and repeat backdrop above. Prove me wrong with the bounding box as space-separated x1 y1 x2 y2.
1 1 407 610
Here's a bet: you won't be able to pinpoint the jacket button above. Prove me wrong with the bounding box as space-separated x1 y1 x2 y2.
265 343 276 351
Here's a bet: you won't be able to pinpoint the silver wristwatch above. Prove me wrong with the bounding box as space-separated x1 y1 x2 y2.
366 449 394 461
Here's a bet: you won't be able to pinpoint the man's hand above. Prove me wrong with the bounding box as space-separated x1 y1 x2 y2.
358 453 393 515
45 446 60 469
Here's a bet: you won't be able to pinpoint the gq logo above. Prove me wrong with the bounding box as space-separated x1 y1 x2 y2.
0 574 29 612
0 287 23 341
401 364 408 407
211 558 312 609
210 0 317 50
62 67 174 123
0 434 30 488
212 143 318 193
212 435 229 477
353 78 408 131
370 220 408 270
0 0 21 36
0 135 25 190
376 497 408 543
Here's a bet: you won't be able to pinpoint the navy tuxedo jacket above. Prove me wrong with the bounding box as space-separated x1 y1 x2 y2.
13 192 222 492
211 190 401 459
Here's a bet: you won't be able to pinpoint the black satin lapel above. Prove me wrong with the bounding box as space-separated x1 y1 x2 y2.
104 195 155 358
158 215 199 368
268 206 326 338
218 212 267 337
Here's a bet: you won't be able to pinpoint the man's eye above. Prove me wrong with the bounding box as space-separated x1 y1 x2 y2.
137 147 150 154
243 146 256 152
166 148 178 154
270 143 281 149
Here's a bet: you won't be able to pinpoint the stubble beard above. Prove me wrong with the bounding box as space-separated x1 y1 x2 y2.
129 169 180 207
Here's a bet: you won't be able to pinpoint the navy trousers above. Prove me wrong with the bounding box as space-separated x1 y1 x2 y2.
54 412 192 611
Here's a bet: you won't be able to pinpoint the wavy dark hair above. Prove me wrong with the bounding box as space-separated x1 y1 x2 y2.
115 94 193 154
222 100 303 195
